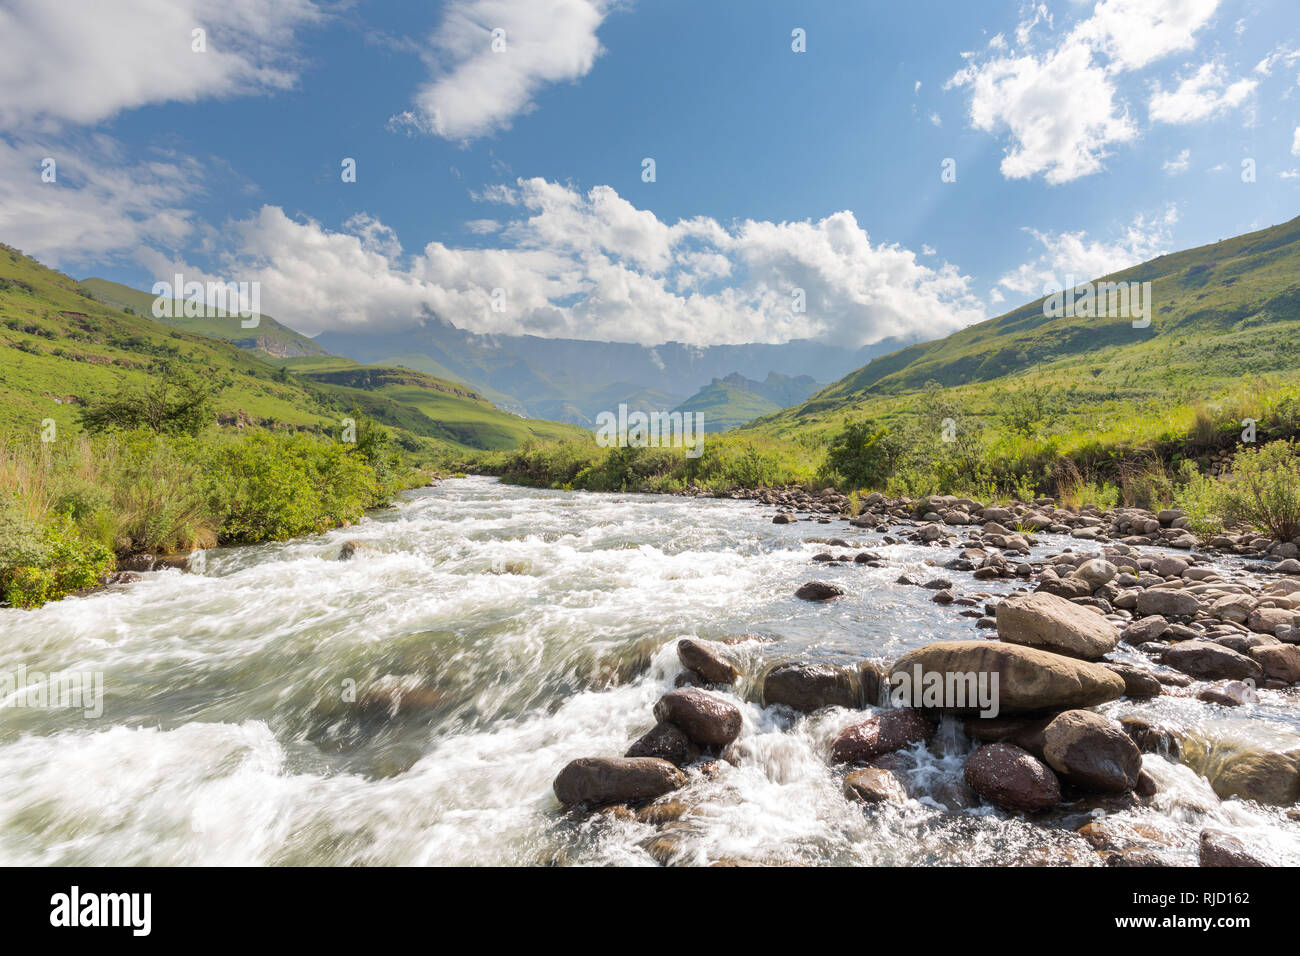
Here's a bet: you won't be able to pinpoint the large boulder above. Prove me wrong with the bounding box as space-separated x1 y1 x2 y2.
1207 749 1300 805
888 641 1126 715
1042 710 1143 793
1249 643 1300 683
1160 641 1263 682
1247 606 1296 635
1075 558 1117 588
762 661 865 712
553 756 686 806
963 742 1061 812
676 639 739 685
653 688 743 748
995 591 1120 659
830 709 936 764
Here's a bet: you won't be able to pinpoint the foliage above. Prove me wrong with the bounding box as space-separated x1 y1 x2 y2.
78 360 229 436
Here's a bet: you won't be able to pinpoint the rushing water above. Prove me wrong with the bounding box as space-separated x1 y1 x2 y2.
1 476 1297 865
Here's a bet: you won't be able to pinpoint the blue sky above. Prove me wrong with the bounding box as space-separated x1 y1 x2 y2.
1 0 1298 348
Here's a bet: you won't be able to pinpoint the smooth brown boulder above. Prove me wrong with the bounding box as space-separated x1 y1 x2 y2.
964 742 1061 811
995 591 1120 659
1199 829 1268 867
676 639 739 685
762 661 863 712
553 757 686 806
653 688 743 748
843 767 908 805
830 709 936 764
1207 749 1300 805
888 641 1126 715
1042 710 1143 793
1160 641 1263 681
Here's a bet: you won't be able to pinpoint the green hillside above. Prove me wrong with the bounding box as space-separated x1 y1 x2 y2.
673 371 822 431
81 277 329 359
0 250 587 455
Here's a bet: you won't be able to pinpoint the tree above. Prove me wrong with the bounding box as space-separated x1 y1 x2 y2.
826 420 896 489
79 360 227 436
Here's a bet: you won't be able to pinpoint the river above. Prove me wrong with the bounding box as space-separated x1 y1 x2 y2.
1 476 1297 865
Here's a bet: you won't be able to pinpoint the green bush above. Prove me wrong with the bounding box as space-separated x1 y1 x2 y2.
0 512 114 608
1216 440 1300 541
826 421 895 490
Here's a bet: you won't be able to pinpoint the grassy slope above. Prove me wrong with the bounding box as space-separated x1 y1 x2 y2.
2 250 587 455
673 381 781 431
81 277 329 359
749 215 1300 462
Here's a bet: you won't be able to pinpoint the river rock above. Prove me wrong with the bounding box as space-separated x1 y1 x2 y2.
1075 558 1117 588
762 661 862 712
1208 749 1300 805
1160 641 1263 681
1042 710 1143 793
653 688 743 748
676 638 739 685
843 767 907 805
830 709 936 764
995 591 1120 659
554 757 686 807
1199 829 1268 867
963 742 1061 811
888 641 1126 714
795 581 844 601
626 721 698 767
338 540 368 560
1136 588 1199 618
1121 615 1168 644
1197 680 1258 707
1248 606 1296 635
1249 643 1300 683
1101 662 1162 699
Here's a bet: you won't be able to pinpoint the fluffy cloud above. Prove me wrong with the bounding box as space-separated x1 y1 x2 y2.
0 136 200 268
996 207 1177 297
175 179 984 347
1163 148 1191 173
1149 63 1256 124
0 0 320 130
949 0 1224 183
1292 127 1300 156
395 0 613 141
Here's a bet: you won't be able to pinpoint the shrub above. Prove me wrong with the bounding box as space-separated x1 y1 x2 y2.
0 512 114 608
1216 440 1300 541
79 360 229 436
826 421 895 490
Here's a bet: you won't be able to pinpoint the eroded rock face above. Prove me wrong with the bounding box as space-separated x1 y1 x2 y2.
553 757 686 806
995 591 1120 659
963 742 1061 812
1041 710 1143 793
676 639 740 685
888 641 1126 715
830 709 936 764
653 688 743 748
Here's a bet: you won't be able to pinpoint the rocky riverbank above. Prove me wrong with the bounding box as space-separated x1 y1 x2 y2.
553 490 1300 866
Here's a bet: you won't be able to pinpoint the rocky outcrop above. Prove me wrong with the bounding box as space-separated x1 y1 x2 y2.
995 591 1120 659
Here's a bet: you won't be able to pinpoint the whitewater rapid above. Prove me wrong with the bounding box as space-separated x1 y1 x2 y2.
1 476 1297 865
